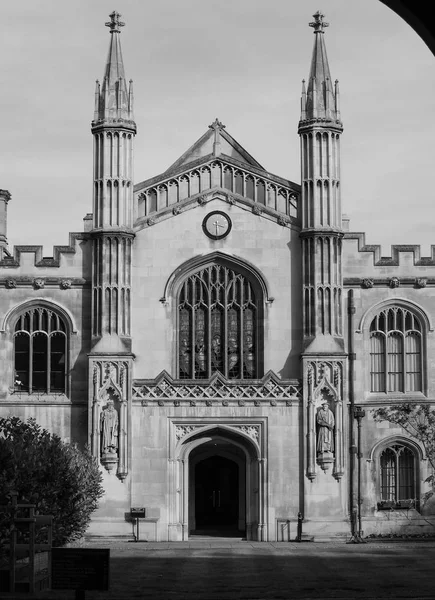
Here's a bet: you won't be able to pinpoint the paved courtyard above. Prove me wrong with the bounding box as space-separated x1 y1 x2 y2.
7 540 435 600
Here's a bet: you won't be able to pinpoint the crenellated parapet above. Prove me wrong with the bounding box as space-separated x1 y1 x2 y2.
344 232 435 267
0 232 90 268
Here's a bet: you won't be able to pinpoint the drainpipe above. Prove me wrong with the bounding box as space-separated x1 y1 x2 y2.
347 290 357 541
354 407 366 541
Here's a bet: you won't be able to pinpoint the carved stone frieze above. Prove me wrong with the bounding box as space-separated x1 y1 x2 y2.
235 425 260 441
133 371 302 405
173 422 262 446
175 425 200 440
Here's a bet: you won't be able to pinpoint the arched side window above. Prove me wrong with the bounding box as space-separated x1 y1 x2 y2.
177 263 261 380
370 307 422 393
14 307 67 394
378 443 417 510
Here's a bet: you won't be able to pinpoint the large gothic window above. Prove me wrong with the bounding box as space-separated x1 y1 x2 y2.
14 307 67 394
378 444 416 509
369 307 422 393
177 263 260 379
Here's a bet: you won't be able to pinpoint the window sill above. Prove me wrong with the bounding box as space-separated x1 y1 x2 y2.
2 392 72 404
367 392 427 402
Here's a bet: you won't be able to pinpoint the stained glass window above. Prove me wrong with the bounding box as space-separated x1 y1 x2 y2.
178 264 259 379
14 308 67 394
370 307 422 393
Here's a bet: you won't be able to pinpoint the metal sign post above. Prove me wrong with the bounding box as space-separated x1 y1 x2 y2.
130 508 146 542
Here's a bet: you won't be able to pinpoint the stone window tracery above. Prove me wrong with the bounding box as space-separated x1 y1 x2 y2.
14 308 67 394
378 443 417 509
177 263 260 379
369 307 422 393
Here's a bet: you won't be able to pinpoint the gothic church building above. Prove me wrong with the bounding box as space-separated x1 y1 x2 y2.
1 11 434 541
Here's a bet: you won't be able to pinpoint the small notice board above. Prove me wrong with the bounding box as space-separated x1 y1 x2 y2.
51 548 110 591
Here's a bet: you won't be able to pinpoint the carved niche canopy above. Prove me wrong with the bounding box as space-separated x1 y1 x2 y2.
91 359 131 480
306 360 345 481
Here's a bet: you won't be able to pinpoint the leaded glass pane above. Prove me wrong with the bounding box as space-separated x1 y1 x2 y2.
380 448 396 501
405 332 421 392
398 447 415 500
387 333 403 392
370 333 385 392
179 307 192 379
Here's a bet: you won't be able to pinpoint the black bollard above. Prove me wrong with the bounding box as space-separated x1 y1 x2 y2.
296 512 303 542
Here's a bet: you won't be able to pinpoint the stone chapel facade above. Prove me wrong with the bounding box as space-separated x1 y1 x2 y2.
1 11 434 541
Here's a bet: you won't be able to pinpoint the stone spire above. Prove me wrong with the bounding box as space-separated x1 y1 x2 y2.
301 11 340 123
93 11 134 124
298 12 344 353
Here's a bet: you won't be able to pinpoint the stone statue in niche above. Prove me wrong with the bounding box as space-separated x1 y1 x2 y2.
316 402 335 454
316 400 335 472
100 398 119 456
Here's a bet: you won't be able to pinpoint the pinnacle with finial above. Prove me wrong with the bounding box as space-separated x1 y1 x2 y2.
105 10 125 33
208 118 225 132
309 10 329 33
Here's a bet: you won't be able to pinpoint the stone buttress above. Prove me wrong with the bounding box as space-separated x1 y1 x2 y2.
298 12 348 533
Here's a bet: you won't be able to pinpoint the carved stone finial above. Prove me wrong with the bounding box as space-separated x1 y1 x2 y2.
309 11 329 33
389 277 400 288
105 11 125 33
208 118 226 132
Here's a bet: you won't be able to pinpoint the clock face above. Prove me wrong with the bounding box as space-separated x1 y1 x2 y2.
202 211 232 240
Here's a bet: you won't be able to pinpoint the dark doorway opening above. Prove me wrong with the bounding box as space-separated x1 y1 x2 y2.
194 455 240 535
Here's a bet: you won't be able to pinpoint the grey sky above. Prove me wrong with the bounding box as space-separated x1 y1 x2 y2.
2 0 434 254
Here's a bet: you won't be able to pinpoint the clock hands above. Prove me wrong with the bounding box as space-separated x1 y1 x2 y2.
212 219 225 236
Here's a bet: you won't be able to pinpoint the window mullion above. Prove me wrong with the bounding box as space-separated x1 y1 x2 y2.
223 269 228 378
191 280 195 379
207 286 212 378
395 453 399 502
240 278 244 380
47 334 51 394
29 334 33 394
384 333 388 392
400 332 407 392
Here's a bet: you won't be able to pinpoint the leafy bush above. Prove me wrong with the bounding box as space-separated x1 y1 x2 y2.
0 417 104 549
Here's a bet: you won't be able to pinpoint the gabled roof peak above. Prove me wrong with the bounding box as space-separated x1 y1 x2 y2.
164 122 265 175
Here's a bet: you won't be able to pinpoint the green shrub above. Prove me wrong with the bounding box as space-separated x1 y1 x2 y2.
0 417 104 549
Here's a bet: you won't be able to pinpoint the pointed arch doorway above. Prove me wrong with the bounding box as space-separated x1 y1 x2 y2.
169 423 266 541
